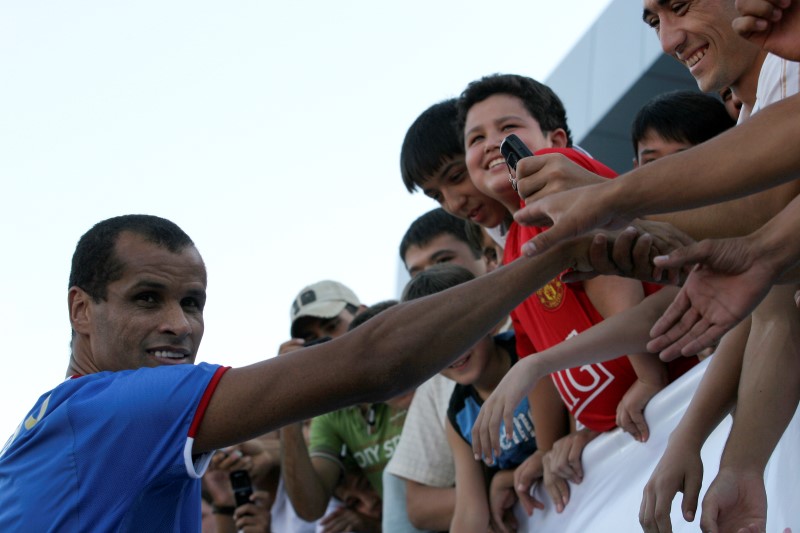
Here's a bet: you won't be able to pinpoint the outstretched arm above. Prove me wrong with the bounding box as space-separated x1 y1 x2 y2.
513 94 800 256
649 192 800 360
194 235 593 453
472 287 677 460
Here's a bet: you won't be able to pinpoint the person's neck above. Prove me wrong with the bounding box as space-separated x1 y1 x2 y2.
732 49 769 116
67 342 101 377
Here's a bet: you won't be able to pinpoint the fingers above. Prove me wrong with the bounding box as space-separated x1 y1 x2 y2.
632 408 650 443
515 156 550 201
681 466 702 524
543 470 570 513
490 502 511 533
735 0 787 20
648 288 696 350
472 397 506 465
514 452 544 498
678 323 728 358
516 488 545 517
520 225 565 257
610 226 638 274
586 233 618 275
617 404 646 443
653 241 713 271
550 439 584 484
277 338 305 356
640 486 673 533
211 448 251 472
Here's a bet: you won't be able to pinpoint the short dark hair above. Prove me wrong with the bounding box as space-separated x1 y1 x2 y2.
400 99 464 193
399 208 482 263
631 90 735 158
457 73 573 147
401 264 475 302
348 300 399 331
69 214 196 302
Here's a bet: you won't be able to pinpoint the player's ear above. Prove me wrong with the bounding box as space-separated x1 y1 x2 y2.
548 128 568 148
68 286 93 335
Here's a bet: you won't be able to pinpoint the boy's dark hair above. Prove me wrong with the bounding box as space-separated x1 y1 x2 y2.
400 99 464 193
457 73 573 147
69 214 197 302
631 90 735 158
401 264 475 302
399 208 482 263
348 300 399 331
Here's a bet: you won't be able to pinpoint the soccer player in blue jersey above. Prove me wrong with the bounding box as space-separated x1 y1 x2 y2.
0 213 599 530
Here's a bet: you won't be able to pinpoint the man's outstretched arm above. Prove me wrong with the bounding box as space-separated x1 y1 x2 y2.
193 236 593 453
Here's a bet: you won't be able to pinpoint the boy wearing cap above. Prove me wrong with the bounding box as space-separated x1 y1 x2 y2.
288 280 363 342
280 285 408 528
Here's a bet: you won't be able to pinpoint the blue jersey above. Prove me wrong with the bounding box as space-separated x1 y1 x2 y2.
447 332 537 470
0 362 227 532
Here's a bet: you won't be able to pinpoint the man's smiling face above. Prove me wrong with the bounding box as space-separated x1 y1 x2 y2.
642 0 762 93
74 231 206 372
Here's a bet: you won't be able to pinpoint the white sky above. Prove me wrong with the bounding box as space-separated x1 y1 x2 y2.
0 0 614 436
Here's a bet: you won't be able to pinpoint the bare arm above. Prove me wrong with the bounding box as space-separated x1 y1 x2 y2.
640 317 749 533
279 422 340 521
584 275 668 442
194 237 591 452
646 192 800 359
405 481 454 532
473 287 678 459
514 94 800 255
700 284 800 532
448 419 490 533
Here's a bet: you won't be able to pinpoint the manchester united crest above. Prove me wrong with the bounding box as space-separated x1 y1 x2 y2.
536 278 565 310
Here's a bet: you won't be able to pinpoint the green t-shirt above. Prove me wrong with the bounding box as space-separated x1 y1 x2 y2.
308 403 407 497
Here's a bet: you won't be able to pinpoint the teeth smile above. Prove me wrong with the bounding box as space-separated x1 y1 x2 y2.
685 48 706 68
152 350 185 359
488 157 506 170
450 354 471 369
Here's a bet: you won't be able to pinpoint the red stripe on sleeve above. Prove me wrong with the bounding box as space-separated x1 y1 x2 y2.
188 366 230 438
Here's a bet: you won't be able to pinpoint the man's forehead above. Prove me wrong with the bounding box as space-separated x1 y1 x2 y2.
114 232 207 283
642 0 671 18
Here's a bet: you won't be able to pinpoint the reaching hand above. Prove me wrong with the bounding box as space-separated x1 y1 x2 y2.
647 238 775 361
514 180 636 257
561 222 694 284
639 436 704 533
208 447 254 476
472 357 543 463
489 470 519 533
699 467 767 533
541 429 599 513
616 378 663 443
515 152 606 206
277 338 306 356
513 451 545 516
319 506 381 533
542 450 570 513
733 0 800 61
233 491 273 533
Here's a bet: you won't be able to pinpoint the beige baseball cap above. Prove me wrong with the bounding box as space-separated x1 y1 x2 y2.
290 280 360 337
